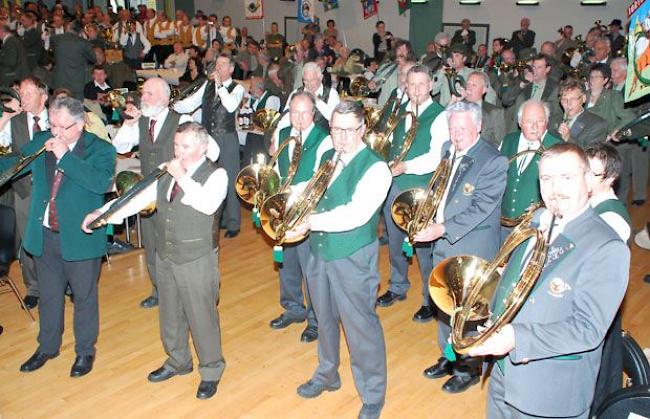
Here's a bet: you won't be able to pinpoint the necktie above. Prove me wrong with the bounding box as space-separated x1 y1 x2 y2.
517 142 534 174
32 116 41 133
128 33 133 45
148 119 156 143
531 84 539 98
169 181 182 202
48 170 64 231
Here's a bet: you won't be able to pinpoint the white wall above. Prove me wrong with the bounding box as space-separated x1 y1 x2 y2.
192 0 410 56
442 0 628 51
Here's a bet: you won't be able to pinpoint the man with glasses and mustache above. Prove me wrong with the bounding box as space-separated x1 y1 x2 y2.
0 76 49 310
286 100 391 419
113 77 220 309
0 96 116 377
469 143 629 419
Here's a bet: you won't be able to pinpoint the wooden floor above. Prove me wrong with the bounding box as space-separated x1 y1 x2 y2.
0 201 649 419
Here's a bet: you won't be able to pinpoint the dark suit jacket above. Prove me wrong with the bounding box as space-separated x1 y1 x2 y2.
451 29 476 51
510 30 535 57
481 101 505 148
0 35 29 87
51 33 97 99
432 138 508 265
22 27 43 71
549 110 608 148
502 78 561 129
586 89 636 133
0 130 116 260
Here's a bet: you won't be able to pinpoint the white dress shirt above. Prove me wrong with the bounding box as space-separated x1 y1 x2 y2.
172 78 245 116
111 108 220 162
435 138 477 224
251 92 281 113
113 21 144 42
308 142 392 233
100 156 228 223
590 191 631 242
153 21 175 40
397 98 449 175
163 52 189 71
513 131 544 175
278 84 341 131
119 31 152 55
0 109 49 148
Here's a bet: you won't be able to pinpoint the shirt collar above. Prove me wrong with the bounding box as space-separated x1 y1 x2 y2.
291 122 314 139
449 135 480 159
407 97 432 113
590 190 618 207
29 109 48 123
539 202 591 236
151 107 169 122
184 156 206 177
94 80 110 89
519 130 547 147
340 141 366 165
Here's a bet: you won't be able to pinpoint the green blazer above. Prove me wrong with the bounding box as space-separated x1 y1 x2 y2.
586 89 636 133
0 130 116 261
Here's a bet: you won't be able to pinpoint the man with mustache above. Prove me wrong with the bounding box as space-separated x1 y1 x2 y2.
112 77 219 309
469 143 629 419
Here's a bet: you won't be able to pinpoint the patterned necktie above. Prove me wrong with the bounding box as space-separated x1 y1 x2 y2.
531 83 538 98
32 116 41 134
517 142 534 174
148 119 156 143
169 181 182 202
48 170 64 231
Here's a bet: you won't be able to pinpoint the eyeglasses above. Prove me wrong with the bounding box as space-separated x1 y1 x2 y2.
330 124 363 138
50 121 78 133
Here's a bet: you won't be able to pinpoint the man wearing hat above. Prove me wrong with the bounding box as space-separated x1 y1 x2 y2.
608 19 626 55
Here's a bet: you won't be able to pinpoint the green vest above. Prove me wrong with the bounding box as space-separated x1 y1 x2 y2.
593 198 632 226
501 131 562 219
310 147 384 261
254 91 270 111
277 125 330 184
391 101 444 190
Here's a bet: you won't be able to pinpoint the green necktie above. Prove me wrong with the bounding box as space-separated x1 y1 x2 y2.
531 83 539 98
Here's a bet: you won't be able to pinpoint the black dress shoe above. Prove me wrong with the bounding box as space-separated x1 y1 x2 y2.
300 326 318 343
376 290 406 307
140 296 159 309
23 295 39 310
70 355 94 377
645 274 650 284
423 357 454 379
442 374 480 393
148 366 193 383
269 313 305 329
196 380 218 399
224 230 240 238
20 351 59 372
632 199 646 206
412 305 436 323
0 325 3 335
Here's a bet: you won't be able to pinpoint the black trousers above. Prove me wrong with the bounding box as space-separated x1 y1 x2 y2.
34 228 101 356
591 311 623 414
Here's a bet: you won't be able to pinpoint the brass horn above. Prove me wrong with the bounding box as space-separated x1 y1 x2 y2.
252 108 281 132
447 211 549 354
349 76 371 98
259 153 341 244
0 145 47 189
391 153 454 246
235 133 302 210
444 67 466 97
363 92 416 164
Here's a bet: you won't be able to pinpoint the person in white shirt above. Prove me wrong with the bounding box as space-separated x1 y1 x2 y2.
280 61 340 131
152 12 175 65
172 53 244 236
112 9 143 44
119 20 151 69
163 41 189 72
0 75 48 308
82 122 227 400
113 77 219 308
242 76 280 163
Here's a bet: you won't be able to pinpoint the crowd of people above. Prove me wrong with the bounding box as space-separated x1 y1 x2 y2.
0 2 647 418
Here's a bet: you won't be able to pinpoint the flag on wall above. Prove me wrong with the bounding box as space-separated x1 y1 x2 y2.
320 0 339 12
245 0 264 20
398 0 411 15
363 0 378 20
625 0 650 102
298 0 315 23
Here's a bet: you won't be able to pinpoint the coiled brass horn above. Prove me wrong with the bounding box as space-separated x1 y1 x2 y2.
444 67 466 97
349 77 371 98
364 93 416 165
259 153 341 244
500 147 545 227
0 145 47 189
446 211 549 354
391 153 454 247
252 108 281 132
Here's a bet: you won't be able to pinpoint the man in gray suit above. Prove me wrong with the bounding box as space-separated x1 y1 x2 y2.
0 24 29 87
51 25 96 99
414 101 507 393
549 78 608 148
20 12 42 72
469 143 629 419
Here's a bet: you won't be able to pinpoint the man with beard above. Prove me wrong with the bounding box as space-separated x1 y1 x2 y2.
112 77 220 308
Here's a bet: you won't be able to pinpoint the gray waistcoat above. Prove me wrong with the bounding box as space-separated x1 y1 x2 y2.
138 111 181 176
123 33 145 59
154 159 219 264
201 80 237 136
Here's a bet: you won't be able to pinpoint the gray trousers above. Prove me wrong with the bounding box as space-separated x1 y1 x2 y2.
35 228 101 356
306 241 387 405
15 193 38 297
140 214 158 298
488 366 589 419
278 239 316 327
617 142 649 202
216 131 241 231
156 251 226 382
383 183 434 306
